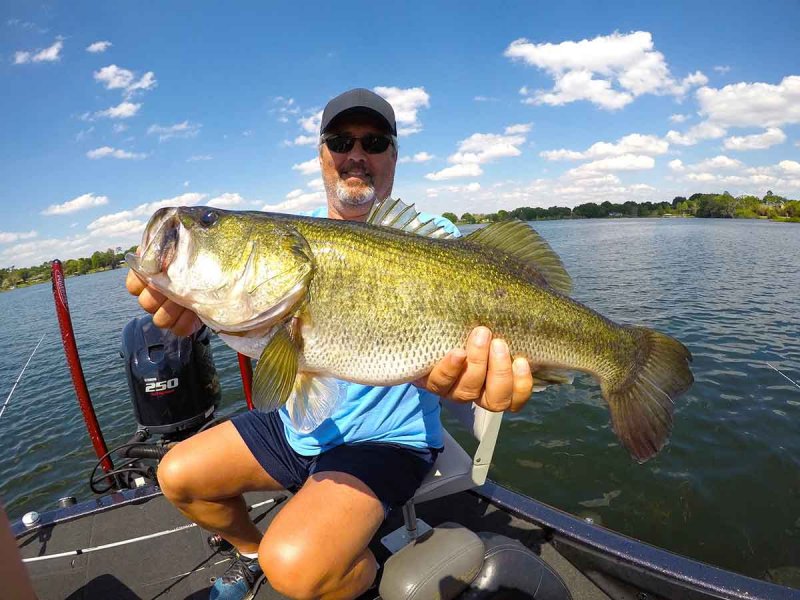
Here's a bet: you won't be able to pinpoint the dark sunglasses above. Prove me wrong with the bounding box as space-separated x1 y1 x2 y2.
321 133 395 154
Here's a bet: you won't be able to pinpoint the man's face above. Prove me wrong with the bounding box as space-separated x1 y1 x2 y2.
319 114 397 221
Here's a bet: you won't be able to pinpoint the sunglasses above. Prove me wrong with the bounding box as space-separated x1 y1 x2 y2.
321 133 395 154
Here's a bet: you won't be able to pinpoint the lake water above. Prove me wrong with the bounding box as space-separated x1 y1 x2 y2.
1 218 798 584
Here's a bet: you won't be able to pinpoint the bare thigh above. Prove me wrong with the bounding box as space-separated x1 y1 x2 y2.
159 420 284 500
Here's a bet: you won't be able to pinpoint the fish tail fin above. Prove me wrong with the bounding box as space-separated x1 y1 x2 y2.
286 374 342 433
601 327 693 463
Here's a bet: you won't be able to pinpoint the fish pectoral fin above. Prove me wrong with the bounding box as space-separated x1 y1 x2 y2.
252 326 299 412
532 367 576 392
285 374 343 433
464 220 573 295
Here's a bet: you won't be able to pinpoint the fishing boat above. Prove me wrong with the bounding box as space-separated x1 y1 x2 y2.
11 261 800 599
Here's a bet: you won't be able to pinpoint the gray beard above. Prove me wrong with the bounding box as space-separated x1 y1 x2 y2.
335 180 376 206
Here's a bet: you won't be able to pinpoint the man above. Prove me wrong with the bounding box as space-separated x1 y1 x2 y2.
126 88 534 600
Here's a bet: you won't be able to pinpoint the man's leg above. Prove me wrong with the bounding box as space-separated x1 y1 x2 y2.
157 421 285 553
258 471 385 600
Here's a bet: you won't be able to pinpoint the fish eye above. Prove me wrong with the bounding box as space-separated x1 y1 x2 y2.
200 209 218 227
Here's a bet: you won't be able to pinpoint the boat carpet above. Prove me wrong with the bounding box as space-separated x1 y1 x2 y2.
18 487 607 599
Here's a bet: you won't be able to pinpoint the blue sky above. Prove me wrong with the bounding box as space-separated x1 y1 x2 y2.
1 0 799 268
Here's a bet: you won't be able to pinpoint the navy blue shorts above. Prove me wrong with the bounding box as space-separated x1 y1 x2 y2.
231 409 439 516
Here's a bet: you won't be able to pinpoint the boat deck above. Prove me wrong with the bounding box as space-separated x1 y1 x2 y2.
18 486 607 600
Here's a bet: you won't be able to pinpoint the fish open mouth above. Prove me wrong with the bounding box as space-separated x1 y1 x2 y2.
126 207 181 276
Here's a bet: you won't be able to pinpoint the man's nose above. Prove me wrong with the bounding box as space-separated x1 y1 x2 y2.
346 139 369 161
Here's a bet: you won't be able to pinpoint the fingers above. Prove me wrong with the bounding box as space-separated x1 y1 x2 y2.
126 269 146 296
479 339 514 412
172 309 202 337
449 327 492 403
418 348 467 396
510 357 534 412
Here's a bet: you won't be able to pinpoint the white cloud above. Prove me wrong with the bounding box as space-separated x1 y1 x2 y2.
474 96 499 102
94 101 141 119
86 146 146 160
425 164 483 181
665 121 727 146
292 158 319 176
271 96 300 123
147 121 201 142
207 193 247 208
670 113 689 123
669 159 685 172
540 133 668 161
724 127 786 151
687 155 743 172
14 38 63 64
779 160 800 175
426 182 481 197
307 178 324 190
505 31 706 110
93 64 157 97
187 155 213 162
112 123 127 134
398 151 435 164
0 230 37 244
86 41 112 53
426 124 530 180
262 190 325 214
299 111 322 134
42 193 109 215
373 86 430 135
566 154 655 178
713 65 731 74
696 76 800 128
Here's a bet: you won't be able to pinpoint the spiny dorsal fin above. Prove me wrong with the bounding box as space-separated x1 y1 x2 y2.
367 197 457 239
465 220 573 295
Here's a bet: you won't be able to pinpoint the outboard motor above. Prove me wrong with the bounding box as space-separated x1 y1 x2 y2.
121 314 221 441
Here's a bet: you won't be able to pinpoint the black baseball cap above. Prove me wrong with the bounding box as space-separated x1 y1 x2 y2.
320 88 397 136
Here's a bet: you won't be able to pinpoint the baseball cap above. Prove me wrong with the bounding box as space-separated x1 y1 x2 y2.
320 88 397 136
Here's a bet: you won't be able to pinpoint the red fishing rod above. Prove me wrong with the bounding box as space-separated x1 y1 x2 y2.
50 260 114 474
237 353 255 410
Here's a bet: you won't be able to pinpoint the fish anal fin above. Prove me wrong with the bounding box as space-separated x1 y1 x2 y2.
464 220 573 295
531 367 575 392
253 326 299 412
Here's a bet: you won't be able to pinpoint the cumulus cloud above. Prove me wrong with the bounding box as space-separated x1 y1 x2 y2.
0 230 37 244
669 159 685 172
285 111 323 146
426 124 530 180
147 121 201 142
292 158 319 176
14 38 63 64
262 189 325 214
723 127 786 151
666 121 727 146
779 160 800 175
670 113 690 123
373 86 430 135
398 151 435 164
697 76 800 128
505 31 707 110
207 193 248 208
565 154 655 178
540 133 668 161
86 41 111 53
86 146 146 160
713 65 731 74
93 64 157 97
94 101 141 119
42 193 109 215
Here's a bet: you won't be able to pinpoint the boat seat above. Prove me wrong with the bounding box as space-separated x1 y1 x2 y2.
381 401 503 553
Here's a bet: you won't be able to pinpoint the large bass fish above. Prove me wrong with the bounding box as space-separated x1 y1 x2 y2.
127 199 693 462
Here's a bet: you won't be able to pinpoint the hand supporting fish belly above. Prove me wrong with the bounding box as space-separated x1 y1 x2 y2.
127 199 693 462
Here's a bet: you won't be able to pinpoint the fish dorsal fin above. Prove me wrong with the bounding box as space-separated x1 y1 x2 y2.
465 220 573 295
367 197 457 239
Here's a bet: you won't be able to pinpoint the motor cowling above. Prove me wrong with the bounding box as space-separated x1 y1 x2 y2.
121 315 221 436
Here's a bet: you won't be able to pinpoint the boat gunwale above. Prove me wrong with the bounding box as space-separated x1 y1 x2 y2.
473 480 799 600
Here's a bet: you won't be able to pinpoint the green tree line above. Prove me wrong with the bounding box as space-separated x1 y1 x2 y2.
442 190 799 225
0 246 136 291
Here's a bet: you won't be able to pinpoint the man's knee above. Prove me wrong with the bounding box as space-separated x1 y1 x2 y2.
258 533 330 599
157 445 195 503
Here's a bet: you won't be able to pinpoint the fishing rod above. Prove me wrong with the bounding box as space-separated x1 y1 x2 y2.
765 362 800 391
0 334 45 422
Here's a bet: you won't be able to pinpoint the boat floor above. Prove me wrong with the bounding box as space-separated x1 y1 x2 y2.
19 487 608 600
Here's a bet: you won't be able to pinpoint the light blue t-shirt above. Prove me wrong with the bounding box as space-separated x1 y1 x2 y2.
278 203 460 456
